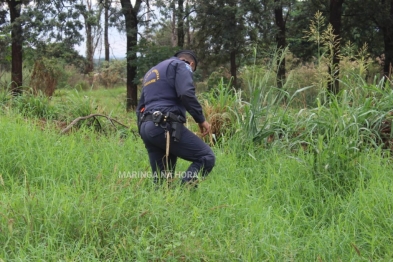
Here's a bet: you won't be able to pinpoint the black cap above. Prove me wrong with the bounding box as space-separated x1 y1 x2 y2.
174 50 198 71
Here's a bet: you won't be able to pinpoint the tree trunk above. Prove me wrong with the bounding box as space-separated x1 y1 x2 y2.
104 0 110 62
85 22 94 74
120 0 141 111
274 0 286 89
177 0 184 48
8 0 23 95
230 50 237 88
382 0 393 79
171 1 177 47
83 0 96 74
185 0 191 47
328 0 344 95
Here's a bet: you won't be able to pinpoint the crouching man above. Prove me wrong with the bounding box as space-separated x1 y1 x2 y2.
136 50 215 186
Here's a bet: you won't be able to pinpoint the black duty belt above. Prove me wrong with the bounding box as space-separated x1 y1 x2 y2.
140 111 185 142
141 111 186 124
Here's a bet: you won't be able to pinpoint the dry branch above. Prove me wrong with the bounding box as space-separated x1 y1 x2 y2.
61 114 131 134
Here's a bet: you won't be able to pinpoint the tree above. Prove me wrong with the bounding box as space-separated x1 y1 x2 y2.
177 0 184 47
328 0 344 95
120 0 144 110
184 0 194 47
5 0 24 95
194 0 249 88
380 0 393 79
154 0 193 48
286 0 324 61
0 0 84 94
274 0 289 88
103 0 110 61
98 0 119 62
286 0 345 93
342 0 393 80
35 42 86 72
366 0 393 80
76 0 103 74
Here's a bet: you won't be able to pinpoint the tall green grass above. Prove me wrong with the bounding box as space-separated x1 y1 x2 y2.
0 88 132 135
2 41 393 259
2 84 393 260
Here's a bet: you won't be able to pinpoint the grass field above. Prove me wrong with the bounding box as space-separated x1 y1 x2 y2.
1 87 393 261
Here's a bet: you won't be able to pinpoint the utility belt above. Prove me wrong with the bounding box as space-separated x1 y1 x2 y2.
141 111 186 124
140 111 186 142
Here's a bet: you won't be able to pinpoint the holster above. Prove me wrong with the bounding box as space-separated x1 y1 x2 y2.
137 112 142 135
152 111 164 125
170 121 183 142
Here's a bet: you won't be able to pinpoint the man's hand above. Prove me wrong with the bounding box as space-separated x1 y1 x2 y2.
198 121 211 137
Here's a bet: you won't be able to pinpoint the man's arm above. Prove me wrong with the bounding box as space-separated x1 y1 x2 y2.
180 95 205 123
173 62 205 123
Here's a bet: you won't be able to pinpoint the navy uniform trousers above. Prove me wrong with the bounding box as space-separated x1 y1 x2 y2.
140 121 215 183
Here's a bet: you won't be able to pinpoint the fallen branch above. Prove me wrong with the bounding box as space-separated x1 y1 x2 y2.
61 114 132 134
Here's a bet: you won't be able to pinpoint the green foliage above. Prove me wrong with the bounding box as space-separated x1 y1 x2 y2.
133 43 178 85
0 71 10 91
193 0 257 77
0 89 99 124
0 86 12 108
0 69 33 91
232 47 310 143
22 1 84 46
2 61 393 260
33 42 86 73
1 104 393 260
2 1 393 257
9 92 60 119
206 67 232 91
148 19 175 47
57 90 98 121
227 46 393 196
0 32 11 71
199 79 237 144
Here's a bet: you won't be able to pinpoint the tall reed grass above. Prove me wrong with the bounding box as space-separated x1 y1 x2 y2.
1 111 393 260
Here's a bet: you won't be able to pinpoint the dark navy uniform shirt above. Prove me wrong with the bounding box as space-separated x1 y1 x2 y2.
136 57 205 124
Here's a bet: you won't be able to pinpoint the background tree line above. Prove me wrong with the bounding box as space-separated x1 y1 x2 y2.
0 0 392 110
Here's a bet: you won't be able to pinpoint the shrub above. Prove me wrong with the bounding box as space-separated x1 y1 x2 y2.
10 91 59 119
200 79 238 145
94 60 127 88
30 58 64 97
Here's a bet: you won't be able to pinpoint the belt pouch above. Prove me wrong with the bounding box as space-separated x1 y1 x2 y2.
171 122 183 142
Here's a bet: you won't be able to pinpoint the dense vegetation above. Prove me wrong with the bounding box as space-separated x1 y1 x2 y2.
1 0 393 260
1 0 393 102
1 48 393 259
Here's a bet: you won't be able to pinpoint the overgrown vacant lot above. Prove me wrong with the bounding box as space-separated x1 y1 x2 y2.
1 87 393 261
